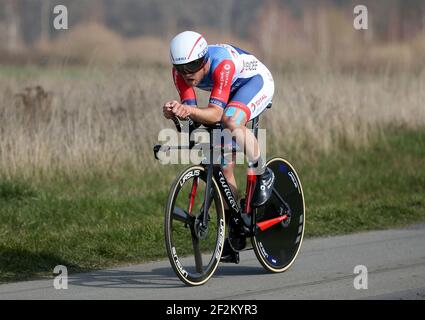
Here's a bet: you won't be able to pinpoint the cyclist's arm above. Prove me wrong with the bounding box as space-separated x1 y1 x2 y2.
187 104 223 125
189 60 236 125
172 67 209 121
172 68 197 106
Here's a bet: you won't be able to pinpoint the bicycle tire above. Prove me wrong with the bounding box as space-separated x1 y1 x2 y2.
251 158 305 273
164 165 226 286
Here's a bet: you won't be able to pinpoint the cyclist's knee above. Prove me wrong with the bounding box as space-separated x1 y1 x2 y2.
222 107 247 130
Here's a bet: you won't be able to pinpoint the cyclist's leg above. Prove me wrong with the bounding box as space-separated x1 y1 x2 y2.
222 70 275 208
222 72 274 173
222 105 255 163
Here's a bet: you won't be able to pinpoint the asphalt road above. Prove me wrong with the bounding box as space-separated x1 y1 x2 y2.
1 225 424 300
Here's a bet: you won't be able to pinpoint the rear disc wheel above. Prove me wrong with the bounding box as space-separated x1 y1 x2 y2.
252 158 305 272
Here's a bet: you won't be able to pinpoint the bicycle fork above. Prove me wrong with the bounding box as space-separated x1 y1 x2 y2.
196 162 214 238
198 137 222 234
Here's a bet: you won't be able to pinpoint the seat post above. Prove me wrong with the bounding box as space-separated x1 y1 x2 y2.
252 101 271 139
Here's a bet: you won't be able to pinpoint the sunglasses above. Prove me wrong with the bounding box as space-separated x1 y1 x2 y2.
174 55 209 75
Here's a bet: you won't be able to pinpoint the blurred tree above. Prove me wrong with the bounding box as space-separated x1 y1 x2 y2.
2 0 23 51
2 0 425 49
40 0 51 44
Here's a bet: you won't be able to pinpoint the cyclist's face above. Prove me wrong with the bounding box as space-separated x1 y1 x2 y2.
181 62 209 87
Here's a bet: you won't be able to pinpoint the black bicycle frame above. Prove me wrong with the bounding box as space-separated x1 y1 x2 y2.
201 117 260 228
153 114 264 231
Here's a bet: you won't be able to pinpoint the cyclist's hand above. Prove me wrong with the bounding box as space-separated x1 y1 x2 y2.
172 103 191 119
163 101 178 119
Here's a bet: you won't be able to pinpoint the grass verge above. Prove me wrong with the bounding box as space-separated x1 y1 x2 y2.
0 128 424 283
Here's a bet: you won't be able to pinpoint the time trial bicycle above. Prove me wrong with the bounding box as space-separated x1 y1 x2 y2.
153 103 305 286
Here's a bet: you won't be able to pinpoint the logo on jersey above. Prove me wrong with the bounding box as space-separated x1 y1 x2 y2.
254 94 267 107
241 59 258 73
217 62 232 95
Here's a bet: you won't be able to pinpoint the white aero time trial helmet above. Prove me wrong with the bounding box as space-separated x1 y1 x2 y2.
170 31 209 74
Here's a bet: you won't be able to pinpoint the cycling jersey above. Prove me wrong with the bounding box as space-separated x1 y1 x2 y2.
173 44 274 121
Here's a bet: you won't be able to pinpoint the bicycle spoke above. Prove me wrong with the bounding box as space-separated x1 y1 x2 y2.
172 207 195 225
191 233 203 274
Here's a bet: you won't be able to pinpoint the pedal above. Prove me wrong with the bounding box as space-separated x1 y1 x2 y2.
220 252 240 264
221 239 240 263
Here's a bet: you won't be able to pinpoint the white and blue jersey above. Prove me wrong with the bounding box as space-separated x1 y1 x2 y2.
173 44 274 121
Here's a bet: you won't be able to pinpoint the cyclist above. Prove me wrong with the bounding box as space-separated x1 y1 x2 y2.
163 31 275 263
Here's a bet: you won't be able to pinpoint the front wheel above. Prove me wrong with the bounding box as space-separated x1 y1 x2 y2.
164 166 226 286
251 158 305 273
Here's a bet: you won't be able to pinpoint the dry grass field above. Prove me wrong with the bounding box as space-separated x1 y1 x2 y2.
0 64 424 180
